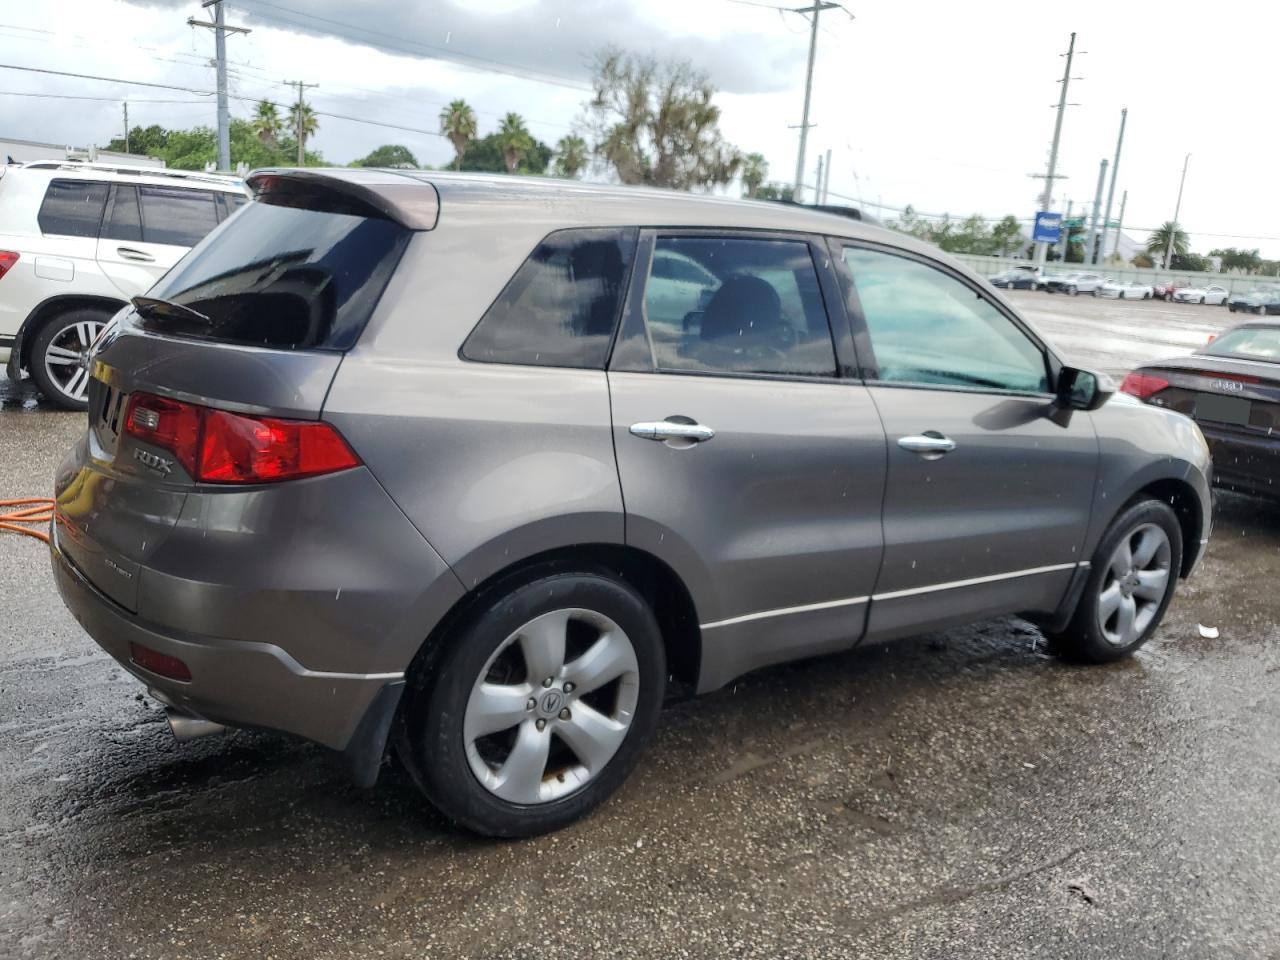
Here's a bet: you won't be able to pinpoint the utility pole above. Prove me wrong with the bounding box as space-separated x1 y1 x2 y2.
1031 32 1081 267
1164 153 1190 270
1088 158 1108 266
1058 199 1073 261
1100 107 1126 266
789 1 839 203
1113 190 1127 264
815 154 824 204
821 148 832 203
188 1 251 172
122 102 129 154
285 79 319 165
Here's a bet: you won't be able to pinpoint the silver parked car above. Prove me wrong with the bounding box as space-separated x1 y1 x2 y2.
52 170 1212 837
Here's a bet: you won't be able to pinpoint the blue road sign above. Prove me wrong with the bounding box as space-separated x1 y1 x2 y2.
1033 211 1063 244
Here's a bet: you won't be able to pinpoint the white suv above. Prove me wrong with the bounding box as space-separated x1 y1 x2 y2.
0 160 248 408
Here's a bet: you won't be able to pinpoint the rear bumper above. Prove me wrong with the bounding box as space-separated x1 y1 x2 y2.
51 528 394 751
1202 425 1280 499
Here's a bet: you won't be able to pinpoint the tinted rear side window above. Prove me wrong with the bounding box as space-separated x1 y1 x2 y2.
37 179 109 237
139 186 220 246
102 185 142 242
462 228 636 369
141 200 411 350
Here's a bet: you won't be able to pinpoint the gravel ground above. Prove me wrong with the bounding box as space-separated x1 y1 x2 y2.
1 294 1278 959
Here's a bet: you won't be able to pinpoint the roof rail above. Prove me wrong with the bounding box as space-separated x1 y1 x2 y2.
19 160 242 186
759 197 880 226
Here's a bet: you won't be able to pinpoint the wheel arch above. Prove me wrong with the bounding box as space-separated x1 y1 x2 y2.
14 294 126 372
404 542 704 695
1129 477 1203 578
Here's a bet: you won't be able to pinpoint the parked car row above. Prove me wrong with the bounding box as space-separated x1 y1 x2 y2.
986 266 1245 307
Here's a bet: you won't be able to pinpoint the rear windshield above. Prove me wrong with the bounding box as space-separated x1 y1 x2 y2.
1207 326 1280 360
140 200 411 350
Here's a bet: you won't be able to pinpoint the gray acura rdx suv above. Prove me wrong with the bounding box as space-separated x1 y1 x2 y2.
51 169 1212 836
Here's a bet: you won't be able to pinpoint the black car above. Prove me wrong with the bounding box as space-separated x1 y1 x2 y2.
1227 287 1280 315
1122 320 1280 498
988 270 1040 290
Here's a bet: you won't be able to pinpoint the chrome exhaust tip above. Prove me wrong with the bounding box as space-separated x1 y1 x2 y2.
165 708 226 741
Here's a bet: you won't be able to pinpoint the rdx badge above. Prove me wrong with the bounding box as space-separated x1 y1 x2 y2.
1211 379 1246 393
133 448 174 474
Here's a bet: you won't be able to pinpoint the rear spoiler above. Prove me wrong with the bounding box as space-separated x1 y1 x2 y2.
246 168 440 230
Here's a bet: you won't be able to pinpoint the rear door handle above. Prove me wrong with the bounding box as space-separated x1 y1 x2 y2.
630 420 716 442
897 433 956 458
116 247 156 263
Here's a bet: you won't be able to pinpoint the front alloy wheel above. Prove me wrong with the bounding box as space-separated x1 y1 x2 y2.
1097 523 1171 648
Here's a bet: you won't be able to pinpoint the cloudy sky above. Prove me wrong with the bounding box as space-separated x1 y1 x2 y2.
3 0 1277 255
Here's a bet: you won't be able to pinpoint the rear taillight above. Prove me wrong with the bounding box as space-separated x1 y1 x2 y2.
0 250 18 280
1119 372 1170 401
199 408 360 483
124 392 359 484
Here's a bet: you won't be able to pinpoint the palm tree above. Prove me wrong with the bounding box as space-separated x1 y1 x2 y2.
439 99 478 171
1147 221 1189 262
288 100 318 160
552 135 588 178
252 100 282 147
741 152 767 198
497 113 534 174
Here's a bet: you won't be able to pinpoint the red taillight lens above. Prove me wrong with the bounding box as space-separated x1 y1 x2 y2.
0 250 19 280
123 392 360 483
199 408 359 483
1119 372 1170 401
129 642 192 682
124 392 202 476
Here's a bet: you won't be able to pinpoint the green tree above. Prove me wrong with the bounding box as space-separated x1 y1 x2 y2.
252 100 282 148
585 48 742 190
755 182 794 202
1146 221 1189 262
990 215 1024 257
497 113 534 173
1209 247 1262 273
460 132 552 175
439 99 478 170
352 144 418 168
741 152 768 198
106 124 169 157
552 135 588 178
1131 252 1155 268
1170 253 1208 272
288 100 318 161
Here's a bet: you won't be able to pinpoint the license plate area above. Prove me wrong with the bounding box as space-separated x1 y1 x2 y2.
1196 394 1251 426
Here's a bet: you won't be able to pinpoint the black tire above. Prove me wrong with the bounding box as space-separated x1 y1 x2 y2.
28 307 111 411
1091 288 1098 297
398 571 666 837
1048 499 1182 663
1069 285 1078 296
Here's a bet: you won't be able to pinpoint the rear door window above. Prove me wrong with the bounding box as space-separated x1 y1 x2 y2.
37 178 109 237
462 228 636 369
636 235 837 378
139 186 221 247
102 185 143 242
140 199 411 350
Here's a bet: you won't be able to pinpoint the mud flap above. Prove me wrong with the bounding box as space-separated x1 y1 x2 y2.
343 679 406 789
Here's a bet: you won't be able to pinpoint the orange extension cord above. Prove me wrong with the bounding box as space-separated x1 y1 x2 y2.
0 498 55 545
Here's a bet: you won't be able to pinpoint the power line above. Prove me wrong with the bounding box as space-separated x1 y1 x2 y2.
0 90 211 104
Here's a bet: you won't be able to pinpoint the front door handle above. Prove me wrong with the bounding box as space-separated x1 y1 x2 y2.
898 433 956 458
117 247 156 263
630 420 716 442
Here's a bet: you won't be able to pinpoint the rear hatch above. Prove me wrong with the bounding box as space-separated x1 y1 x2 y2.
54 171 426 611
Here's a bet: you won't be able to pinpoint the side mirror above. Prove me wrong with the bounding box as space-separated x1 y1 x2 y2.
1056 365 1114 411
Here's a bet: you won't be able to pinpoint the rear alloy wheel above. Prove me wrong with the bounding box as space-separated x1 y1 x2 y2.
1049 499 1182 663
1069 285 1078 296
1258 304 1268 316
29 308 109 410
400 571 665 837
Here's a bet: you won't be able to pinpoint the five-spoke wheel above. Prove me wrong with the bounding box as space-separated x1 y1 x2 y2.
30 308 110 410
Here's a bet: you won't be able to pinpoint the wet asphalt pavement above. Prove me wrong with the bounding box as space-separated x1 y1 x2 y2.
2 295 1279 959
